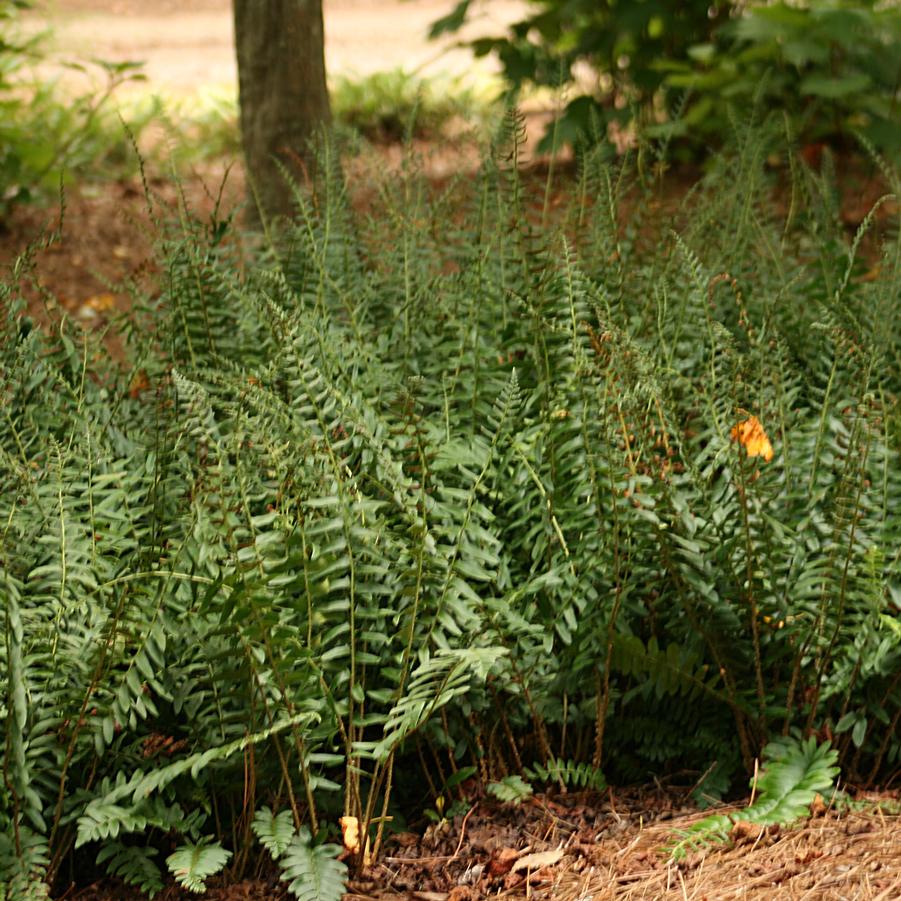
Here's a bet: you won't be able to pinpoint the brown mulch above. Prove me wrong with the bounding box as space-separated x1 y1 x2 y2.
64 788 900 900
0 160 244 325
553 795 901 900
67 879 287 901
0 133 500 332
3 141 894 348
351 789 901 901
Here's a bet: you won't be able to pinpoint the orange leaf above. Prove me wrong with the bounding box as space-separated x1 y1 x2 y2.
128 370 151 399
730 416 773 463
84 293 117 313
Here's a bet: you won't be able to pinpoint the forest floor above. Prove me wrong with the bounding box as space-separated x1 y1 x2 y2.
3 0 535 330
66 787 901 900
2 139 892 345
5 4 901 900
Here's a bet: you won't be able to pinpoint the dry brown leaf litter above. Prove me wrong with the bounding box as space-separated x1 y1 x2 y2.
342 788 900 901
57 787 901 899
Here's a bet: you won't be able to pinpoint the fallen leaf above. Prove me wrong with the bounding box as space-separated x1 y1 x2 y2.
84 293 117 313
486 847 519 877
512 847 564 873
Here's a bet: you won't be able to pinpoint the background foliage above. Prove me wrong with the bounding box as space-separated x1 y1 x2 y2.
0 0 494 217
1 118 899 898
0 0 149 220
433 0 901 157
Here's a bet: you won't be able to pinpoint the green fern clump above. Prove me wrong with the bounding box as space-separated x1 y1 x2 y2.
1 120 898 895
669 736 840 858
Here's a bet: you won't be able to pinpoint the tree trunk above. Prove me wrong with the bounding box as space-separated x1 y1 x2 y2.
233 0 330 224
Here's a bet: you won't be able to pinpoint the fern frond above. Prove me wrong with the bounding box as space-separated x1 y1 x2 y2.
279 828 346 901
525 758 607 792
96 842 163 898
251 807 295 860
669 737 839 858
373 648 505 760
487 775 533 805
166 838 231 894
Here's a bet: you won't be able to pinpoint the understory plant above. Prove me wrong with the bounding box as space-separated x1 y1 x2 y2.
1 117 899 898
669 735 840 858
434 0 901 158
0 0 147 220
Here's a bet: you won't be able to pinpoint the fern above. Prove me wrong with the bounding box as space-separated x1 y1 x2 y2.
0 123 897 892
0 827 50 901
278 828 347 901
96 842 163 898
166 838 231 893
373 648 505 761
251 807 295 860
487 775 534 805
75 713 314 847
524 758 607 792
670 737 840 858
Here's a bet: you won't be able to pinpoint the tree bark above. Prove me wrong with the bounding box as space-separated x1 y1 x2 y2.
233 0 330 224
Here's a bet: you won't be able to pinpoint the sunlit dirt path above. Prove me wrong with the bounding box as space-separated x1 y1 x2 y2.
32 0 527 93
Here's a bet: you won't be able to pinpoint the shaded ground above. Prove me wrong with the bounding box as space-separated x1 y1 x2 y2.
7 0 893 327
2 160 244 328
4 0 535 326
65 789 900 900
3 143 893 340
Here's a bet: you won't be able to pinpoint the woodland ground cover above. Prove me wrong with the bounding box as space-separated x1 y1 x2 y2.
1 114 899 899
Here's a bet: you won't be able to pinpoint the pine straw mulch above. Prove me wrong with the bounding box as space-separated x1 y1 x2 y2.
346 786 901 901
65 786 900 900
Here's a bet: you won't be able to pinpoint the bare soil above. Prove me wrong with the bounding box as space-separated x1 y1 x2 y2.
1 160 243 342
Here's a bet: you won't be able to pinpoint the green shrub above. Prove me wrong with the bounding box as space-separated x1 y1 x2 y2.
659 1 901 158
0 0 147 218
1 121 898 896
434 0 901 158
331 68 494 142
